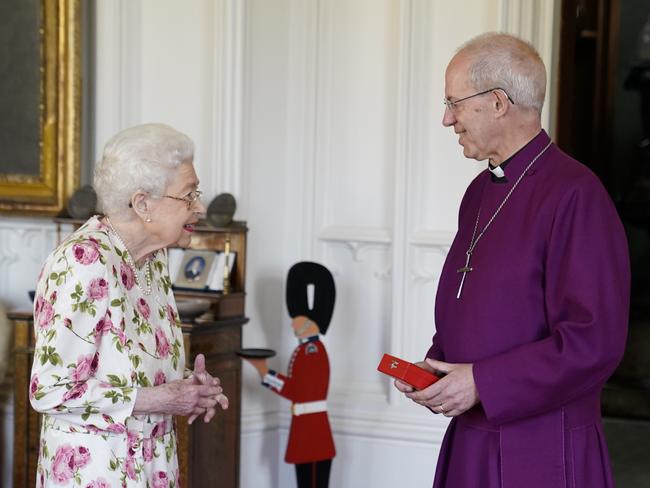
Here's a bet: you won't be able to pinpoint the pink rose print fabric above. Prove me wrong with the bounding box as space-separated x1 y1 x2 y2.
119 262 136 291
31 216 185 487
154 328 171 358
87 278 109 301
73 239 100 265
35 296 55 330
154 370 166 387
51 444 91 484
136 298 151 320
85 479 111 488
152 471 169 488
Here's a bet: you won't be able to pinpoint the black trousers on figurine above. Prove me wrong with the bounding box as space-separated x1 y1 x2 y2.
295 459 332 488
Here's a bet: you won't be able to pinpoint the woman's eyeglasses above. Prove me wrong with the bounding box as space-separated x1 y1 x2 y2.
128 189 203 210
162 189 203 210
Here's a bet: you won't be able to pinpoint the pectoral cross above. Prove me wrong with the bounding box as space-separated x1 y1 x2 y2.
456 251 473 299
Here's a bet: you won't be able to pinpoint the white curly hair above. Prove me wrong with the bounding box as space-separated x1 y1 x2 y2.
94 123 195 218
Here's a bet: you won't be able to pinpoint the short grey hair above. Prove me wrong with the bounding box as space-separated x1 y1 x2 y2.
458 32 546 114
94 123 195 218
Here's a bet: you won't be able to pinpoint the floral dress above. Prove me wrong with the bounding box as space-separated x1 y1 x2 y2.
30 216 186 488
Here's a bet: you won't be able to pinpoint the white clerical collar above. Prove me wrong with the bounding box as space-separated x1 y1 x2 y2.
488 136 538 182
488 163 506 179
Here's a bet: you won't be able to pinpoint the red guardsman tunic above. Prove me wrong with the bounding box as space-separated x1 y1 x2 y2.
263 336 336 463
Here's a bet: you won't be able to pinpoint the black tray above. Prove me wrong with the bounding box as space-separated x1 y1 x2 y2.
236 348 276 359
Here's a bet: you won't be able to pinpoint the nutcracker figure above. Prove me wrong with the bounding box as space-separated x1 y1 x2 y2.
243 262 336 488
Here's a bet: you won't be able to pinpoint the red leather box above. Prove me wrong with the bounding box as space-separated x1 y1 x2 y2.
377 353 439 390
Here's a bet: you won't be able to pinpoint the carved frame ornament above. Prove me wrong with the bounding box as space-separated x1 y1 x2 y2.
0 0 81 215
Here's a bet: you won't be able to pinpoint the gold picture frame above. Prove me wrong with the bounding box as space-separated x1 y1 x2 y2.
0 0 81 215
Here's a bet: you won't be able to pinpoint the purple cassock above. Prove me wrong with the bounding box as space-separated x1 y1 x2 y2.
427 130 630 488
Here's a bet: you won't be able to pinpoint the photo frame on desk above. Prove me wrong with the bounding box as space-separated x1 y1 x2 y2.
173 250 217 290
169 248 237 292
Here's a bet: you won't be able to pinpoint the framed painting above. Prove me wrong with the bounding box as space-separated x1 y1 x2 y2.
0 0 81 215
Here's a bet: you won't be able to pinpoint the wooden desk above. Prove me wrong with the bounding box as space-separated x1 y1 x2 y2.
177 316 247 488
11 312 38 488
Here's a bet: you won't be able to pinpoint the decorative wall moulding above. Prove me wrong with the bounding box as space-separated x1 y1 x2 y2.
208 0 245 200
409 229 455 248
319 225 392 261
318 225 392 244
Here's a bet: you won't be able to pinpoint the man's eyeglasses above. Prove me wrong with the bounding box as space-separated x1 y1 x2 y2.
162 189 203 210
443 87 515 111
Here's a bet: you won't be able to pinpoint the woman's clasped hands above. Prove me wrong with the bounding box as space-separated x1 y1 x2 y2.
134 353 229 424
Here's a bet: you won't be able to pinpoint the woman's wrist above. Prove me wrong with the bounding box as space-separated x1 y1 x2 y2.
132 386 160 415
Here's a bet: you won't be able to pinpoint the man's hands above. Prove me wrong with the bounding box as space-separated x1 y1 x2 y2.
134 354 228 424
394 358 479 417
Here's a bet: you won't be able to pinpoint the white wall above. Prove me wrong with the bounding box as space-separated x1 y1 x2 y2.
0 0 559 486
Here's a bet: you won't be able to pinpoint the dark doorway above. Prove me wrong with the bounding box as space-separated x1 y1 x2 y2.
556 0 650 486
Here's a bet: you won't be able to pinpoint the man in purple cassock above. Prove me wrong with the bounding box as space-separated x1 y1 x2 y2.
394 33 630 488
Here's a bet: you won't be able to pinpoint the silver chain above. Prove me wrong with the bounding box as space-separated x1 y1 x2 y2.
466 141 553 255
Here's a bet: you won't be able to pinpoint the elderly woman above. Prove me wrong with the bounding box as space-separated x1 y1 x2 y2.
29 123 227 488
